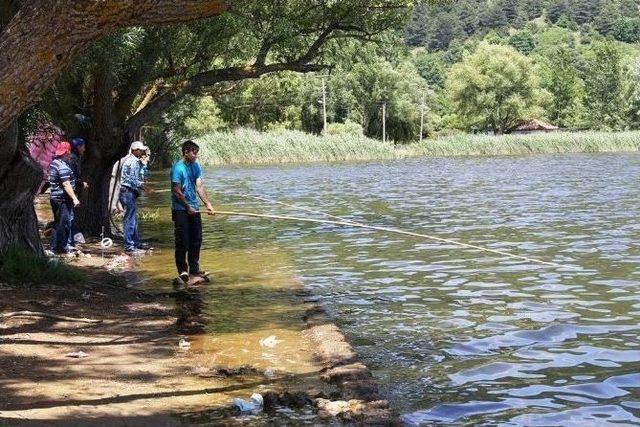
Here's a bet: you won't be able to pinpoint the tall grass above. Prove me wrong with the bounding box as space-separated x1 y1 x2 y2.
194 129 640 166
0 247 84 285
196 128 398 165
402 131 640 157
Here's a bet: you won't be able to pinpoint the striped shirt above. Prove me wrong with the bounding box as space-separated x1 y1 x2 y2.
48 158 75 200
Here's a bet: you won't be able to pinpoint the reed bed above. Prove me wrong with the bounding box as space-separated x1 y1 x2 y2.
193 129 640 166
403 131 640 157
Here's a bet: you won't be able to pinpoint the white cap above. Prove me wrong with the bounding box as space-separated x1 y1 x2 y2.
130 140 148 151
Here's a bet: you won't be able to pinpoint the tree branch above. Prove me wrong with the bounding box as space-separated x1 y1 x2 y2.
254 38 273 67
126 62 326 134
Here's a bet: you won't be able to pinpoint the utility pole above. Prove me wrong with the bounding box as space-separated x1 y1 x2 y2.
382 102 386 143
322 76 327 136
419 92 425 144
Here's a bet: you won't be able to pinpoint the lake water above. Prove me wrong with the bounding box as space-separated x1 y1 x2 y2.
142 153 640 426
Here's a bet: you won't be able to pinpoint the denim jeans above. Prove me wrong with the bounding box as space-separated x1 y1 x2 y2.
50 198 74 253
119 189 140 251
172 210 202 274
67 210 79 248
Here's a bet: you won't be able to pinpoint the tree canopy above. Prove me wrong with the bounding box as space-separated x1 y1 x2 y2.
0 0 415 252
446 42 548 134
405 0 640 51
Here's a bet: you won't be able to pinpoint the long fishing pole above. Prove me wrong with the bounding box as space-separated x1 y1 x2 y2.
209 210 579 270
233 193 581 270
154 189 578 269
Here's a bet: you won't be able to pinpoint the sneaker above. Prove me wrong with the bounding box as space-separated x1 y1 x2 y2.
125 249 145 256
179 271 189 282
136 242 151 250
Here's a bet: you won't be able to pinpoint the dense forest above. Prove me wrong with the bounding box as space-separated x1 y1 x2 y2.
406 0 640 49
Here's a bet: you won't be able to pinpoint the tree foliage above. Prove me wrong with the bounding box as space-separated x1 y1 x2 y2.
405 0 640 49
446 43 548 134
540 45 584 127
582 41 627 129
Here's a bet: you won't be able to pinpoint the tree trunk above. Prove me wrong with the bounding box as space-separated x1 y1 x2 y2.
0 0 226 133
0 121 44 255
77 155 124 237
75 66 130 237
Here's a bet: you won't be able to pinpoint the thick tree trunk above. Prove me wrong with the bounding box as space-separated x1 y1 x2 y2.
0 0 227 133
77 155 125 237
0 122 43 255
75 66 130 237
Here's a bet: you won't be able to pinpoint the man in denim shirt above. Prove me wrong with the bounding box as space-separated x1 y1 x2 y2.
119 141 152 254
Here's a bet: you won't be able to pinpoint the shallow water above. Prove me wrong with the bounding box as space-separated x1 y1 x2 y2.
141 153 640 426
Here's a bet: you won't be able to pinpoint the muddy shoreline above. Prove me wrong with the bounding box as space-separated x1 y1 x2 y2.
1 228 396 425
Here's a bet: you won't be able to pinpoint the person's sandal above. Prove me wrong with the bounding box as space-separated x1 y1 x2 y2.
191 271 210 279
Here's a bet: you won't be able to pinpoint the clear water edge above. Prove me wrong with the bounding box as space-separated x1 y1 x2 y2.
139 153 640 426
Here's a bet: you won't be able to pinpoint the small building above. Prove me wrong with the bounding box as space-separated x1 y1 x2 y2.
512 119 559 135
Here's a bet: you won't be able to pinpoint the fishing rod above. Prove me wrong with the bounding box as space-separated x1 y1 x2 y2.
153 189 579 270
231 193 581 270
208 209 579 270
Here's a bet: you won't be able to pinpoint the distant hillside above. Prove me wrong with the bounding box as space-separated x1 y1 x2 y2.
405 0 640 50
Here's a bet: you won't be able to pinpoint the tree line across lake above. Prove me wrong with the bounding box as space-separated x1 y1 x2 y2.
185 0 638 144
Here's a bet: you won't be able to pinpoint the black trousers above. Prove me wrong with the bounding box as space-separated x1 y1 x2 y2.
172 210 202 274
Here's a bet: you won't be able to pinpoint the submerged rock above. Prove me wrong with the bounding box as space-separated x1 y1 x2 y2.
194 364 262 379
315 398 394 425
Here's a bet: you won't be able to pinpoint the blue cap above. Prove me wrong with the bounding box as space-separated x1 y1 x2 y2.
70 137 86 148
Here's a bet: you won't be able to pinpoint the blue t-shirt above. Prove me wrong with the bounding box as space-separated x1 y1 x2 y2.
170 160 202 211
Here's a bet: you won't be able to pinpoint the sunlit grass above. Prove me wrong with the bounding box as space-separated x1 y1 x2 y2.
402 131 640 157
193 129 640 165
139 208 160 221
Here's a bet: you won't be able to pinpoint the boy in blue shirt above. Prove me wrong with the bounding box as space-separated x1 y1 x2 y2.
171 140 215 282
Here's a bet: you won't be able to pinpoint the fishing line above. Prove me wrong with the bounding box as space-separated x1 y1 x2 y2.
236 193 359 224
208 210 580 270
232 193 580 270
152 189 580 270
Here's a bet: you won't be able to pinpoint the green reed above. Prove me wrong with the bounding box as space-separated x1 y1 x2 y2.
193 129 640 165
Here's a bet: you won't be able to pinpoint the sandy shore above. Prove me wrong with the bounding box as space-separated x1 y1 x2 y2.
0 205 395 425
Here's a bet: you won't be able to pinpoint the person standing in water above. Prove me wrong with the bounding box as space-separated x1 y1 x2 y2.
171 140 215 282
119 140 152 254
